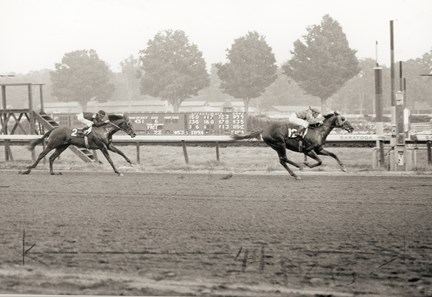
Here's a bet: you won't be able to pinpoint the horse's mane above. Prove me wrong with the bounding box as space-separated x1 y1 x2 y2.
108 114 126 121
323 111 340 120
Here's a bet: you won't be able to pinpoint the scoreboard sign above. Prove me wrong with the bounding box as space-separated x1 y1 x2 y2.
187 112 245 135
128 113 187 135
128 112 245 135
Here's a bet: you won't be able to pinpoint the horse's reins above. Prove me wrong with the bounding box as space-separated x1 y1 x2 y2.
107 121 122 130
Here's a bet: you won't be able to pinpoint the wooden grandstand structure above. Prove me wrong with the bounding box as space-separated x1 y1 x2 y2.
0 83 96 162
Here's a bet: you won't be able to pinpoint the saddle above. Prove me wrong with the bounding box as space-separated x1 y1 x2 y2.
74 128 89 138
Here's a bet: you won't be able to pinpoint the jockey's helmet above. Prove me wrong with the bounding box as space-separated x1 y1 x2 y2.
309 106 320 115
98 110 106 116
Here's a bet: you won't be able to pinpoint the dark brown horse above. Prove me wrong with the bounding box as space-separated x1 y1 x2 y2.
19 114 137 176
232 112 354 180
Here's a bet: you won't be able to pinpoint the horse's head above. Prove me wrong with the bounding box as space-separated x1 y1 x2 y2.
109 114 137 138
325 112 354 133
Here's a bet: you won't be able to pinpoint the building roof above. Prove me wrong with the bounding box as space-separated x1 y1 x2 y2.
181 100 209 107
40 100 258 113
270 105 321 113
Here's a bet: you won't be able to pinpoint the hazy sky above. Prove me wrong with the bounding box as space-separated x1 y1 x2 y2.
1 0 431 74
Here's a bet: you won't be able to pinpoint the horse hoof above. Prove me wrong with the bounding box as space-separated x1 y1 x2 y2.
118 173 124 177
294 175 301 180
19 170 29 175
341 167 347 173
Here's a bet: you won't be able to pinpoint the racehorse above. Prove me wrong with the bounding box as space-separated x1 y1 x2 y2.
19 114 137 176
232 112 354 180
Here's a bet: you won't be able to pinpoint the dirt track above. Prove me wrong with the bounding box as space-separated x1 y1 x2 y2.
0 170 431 296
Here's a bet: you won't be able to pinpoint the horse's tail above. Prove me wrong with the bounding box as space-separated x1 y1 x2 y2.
231 130 262 141
28 128 55 151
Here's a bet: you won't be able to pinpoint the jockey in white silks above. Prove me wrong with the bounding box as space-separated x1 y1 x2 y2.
76 110 110 134
287 106 324 138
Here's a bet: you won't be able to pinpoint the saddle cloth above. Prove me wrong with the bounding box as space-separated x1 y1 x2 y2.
70 128 91 149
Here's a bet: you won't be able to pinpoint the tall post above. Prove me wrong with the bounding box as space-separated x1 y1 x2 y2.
374 67 384 135
390 20 396 144
39 84 44 112
389 20 407 171
397 61 405 139
28 84 36 161
1 85 10 161
394 61 406 171
374 66 384 167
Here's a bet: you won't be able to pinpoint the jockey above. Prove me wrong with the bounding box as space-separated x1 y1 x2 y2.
288 106 324 138
77 110 110 134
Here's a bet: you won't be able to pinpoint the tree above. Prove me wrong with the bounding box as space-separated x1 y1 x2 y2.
138 30 209 112
403 51 432 110
194 64 235 102
282 15 360 112
216 31 277 114
50 49 115 110
120 55 142 100
332 58 386 114
258 67 317 111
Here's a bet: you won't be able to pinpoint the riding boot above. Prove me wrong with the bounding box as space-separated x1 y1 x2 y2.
83 126 92 135
298 140 303 152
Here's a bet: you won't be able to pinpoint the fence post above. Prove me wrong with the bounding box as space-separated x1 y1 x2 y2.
136 143 140 164
427 141 432 165
181 140 189 164
379 140 385 167
215 141 220 162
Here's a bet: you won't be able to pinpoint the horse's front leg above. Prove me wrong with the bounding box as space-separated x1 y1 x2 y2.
316 148 347 172
99 146 123 176
303 150 323 168
107 143 132 165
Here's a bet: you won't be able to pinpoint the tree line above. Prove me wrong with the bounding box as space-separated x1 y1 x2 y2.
5 15 432 114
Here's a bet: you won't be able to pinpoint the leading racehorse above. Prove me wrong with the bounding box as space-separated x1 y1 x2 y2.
19 114 136 176
232 112 354 180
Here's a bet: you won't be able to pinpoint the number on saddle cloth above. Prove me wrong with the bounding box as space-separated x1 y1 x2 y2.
70 128 88 138
287 127 307 138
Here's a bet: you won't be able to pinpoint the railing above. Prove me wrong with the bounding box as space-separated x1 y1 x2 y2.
1 134 431 165
0 134 388 143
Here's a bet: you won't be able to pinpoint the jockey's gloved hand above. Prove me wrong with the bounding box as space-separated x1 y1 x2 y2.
104 120 110 124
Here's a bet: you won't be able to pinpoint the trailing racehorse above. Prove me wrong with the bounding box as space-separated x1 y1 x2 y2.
232 112 354 180
19 114 137 176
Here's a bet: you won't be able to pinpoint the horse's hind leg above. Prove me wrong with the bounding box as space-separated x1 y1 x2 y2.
316 148 347 172
49 144 69 175
19 146 55 175
267 141 301 180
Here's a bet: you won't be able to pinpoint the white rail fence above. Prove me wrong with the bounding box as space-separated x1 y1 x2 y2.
1 134 431 166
